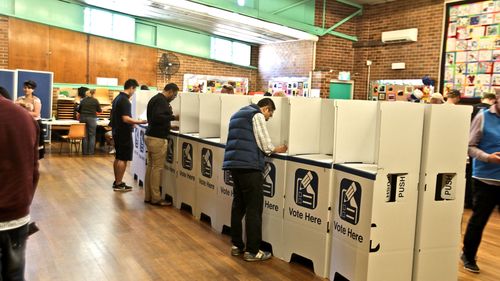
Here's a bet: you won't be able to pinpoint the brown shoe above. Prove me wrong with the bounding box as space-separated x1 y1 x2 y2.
151 200 172 207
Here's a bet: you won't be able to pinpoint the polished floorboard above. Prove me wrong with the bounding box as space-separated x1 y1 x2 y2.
26 150 499 281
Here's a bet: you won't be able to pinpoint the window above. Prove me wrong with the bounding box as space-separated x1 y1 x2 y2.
84 8 135 42
210 38 251 66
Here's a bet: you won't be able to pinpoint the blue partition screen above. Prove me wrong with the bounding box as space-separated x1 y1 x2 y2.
0 70 16 100
17 70 53 119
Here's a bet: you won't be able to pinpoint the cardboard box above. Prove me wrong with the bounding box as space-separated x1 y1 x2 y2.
412 105 472 281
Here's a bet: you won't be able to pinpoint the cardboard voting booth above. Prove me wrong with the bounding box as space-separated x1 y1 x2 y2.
220 95 251 144
287 97 323 155
131 90 157 119
330 163 420 281
199 94 222 138
175 134 200 216
283 154 334 278
332 100 378 163
213 145 232 233
412 105 472 281
330 102 425 281
195 138 222 222
132 124 147 186
179 92 200 134
262 155 287 260
162 132 179 205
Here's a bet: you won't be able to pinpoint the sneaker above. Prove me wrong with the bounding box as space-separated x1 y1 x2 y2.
461 253 480 273
109 148 116 154
113 182 133 192
151 200 172 207
231 246 244 256
243 250 272 262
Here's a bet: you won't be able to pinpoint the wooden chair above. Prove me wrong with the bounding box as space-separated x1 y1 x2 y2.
59 123 86 154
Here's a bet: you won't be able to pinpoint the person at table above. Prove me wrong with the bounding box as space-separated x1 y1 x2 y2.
77 89 102 155
15 80 45 159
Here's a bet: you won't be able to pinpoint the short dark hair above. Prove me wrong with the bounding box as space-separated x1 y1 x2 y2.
448 89 461 98
23 80 37 89
0 86 10 99
124 79 139 90
164 83 179 92
482 93 496 100
77 87 89 98
257 98 276 111
140 85 149 90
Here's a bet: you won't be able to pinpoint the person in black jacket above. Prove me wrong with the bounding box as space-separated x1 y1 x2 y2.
77 89 102 155
144 83 179 206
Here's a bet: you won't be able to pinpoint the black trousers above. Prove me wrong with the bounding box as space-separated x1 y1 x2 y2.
463 179 500 260
230 169 264 255
0 224 29 281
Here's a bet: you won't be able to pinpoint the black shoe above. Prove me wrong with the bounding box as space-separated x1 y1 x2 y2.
231 246 244 256
461 253 480 273
113 182 133 192
243 250 272 262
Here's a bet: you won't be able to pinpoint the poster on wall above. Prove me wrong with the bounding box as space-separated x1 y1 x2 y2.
183 74 249 94
441 0 500 98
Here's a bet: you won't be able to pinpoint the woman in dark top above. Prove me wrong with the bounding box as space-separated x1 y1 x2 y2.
77 89 102 155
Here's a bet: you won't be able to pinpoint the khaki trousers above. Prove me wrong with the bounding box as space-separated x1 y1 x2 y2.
144 136 168 203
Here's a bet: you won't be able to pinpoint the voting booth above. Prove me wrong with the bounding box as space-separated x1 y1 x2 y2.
262 155 287 260
251 96 290 146
162 131 179 205
283 154 334 278
199 94 221 138
412 105 472 281
213 145 233 233
330 102 425 281
131 124 148 186
220 95 251 144
175 133 200 215
179 92 200 134
195 138 222 222
131 90 157 119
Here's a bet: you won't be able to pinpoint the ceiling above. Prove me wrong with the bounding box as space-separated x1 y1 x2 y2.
71 0 319 44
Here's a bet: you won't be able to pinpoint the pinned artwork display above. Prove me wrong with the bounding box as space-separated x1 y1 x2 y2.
441 0 500 98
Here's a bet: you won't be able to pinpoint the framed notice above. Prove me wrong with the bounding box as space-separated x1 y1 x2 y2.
441 0 500 98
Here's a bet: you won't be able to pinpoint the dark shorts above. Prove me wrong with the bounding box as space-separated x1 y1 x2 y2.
113 131 133 161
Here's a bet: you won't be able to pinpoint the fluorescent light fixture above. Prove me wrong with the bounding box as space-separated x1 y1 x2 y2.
154 0 318 41
237 0 245 6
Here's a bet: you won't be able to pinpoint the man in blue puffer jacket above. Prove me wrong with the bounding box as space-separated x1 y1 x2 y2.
223 98 287 262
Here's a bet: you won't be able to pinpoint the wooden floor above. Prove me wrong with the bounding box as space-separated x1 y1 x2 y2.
26 148 499 281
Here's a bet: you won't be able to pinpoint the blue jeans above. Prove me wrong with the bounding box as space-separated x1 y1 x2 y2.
0 223 29 281
80 116 97 155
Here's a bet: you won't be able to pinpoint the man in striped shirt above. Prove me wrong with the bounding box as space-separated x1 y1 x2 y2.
223 98 287 262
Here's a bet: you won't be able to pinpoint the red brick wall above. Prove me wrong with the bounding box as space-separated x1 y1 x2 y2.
156 50 258 92
313 0 358 98
352 0 445 99
257 40 315 92
0 16 8 69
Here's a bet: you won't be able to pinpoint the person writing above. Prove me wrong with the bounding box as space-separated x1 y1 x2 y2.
223 98 287 262
110 79 147 192
77 89 102 155
461 90 500 273
15 80 45 159
144 83 179 206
